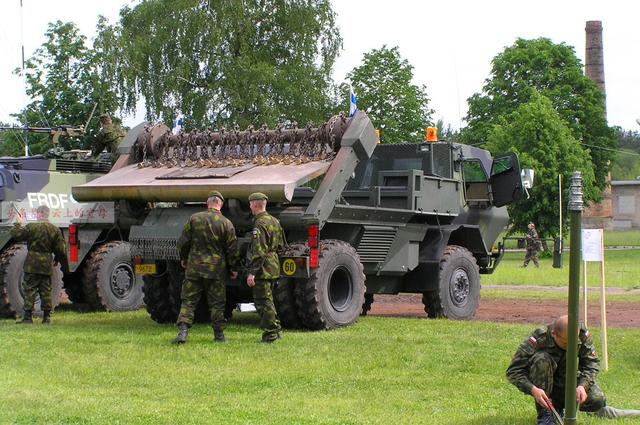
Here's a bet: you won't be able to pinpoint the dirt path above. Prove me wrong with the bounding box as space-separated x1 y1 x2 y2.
368 293 640 328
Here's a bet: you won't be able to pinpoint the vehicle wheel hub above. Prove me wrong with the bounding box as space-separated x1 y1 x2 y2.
111 262 134 299
449 267 470 307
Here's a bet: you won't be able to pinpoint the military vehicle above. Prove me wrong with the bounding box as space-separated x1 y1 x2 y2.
73 112 527 329
0 125 144 318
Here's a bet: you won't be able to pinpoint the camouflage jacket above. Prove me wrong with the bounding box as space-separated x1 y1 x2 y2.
92 123 124 158
506 324 600 395
177 209 239 279
11 221 66 276
248 211 285 280
525 228 539 249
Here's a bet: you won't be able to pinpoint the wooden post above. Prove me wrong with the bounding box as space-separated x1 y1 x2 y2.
599 232 608 370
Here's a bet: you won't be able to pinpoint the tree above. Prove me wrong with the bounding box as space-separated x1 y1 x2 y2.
463 38 616 194
104 0 341 129
611 127 640 180
346 46 433 143
14 20 119 153
486 92 597 238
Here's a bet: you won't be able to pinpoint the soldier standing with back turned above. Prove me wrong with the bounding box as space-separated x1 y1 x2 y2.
173 190 239 344
11 205 66 324
246 192 285 343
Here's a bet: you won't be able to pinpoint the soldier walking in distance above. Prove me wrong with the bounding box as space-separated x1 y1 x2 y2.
246 192 285 343
506 315 640 424
11 205 66 324
173 191 239 344
92 113 124 163
522 222 540 268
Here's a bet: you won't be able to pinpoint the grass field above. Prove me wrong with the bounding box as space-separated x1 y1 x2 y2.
499 229 640 250
1 311 639 425
482 250 640 291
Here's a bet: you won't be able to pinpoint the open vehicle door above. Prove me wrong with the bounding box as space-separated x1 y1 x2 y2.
490 153 523 207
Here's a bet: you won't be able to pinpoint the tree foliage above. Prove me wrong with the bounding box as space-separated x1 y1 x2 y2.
105 0 341 129
486 93 597 237
463 38 616 194
611 127 640 180
346 46 433 143
12 20 119 153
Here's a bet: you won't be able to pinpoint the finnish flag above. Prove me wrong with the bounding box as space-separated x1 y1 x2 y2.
349 85 358 118
172 113 185 135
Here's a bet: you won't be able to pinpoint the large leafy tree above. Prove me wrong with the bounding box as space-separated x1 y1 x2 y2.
346 46 433 143
463 38 616 194
106 0 341 129
611 128 640 180
13 20 119 153
486 92 597 237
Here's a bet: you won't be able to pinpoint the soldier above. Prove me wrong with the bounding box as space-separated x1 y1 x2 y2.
522 222 540 268
506 315 640 424
173 190 239 344
92 113 124 163
10 205 66 324
246 192 285 343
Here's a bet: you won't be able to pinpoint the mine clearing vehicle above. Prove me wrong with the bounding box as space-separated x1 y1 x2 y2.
73 112 528 329
0 126 145 318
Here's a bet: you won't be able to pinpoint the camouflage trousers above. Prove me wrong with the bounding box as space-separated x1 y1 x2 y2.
253 279 281 340
523 247 539 267
23 273 53 311
177 276 226 330
529 351 606 414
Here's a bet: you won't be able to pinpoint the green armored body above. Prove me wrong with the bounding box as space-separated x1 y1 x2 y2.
246 192 285 343
10 206 66 324
173 191 239 344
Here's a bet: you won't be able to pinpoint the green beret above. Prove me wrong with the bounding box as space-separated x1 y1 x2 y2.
248 192 268 201
207 190 224 201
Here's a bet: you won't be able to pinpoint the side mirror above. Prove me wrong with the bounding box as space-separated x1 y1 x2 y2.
521 169 534 189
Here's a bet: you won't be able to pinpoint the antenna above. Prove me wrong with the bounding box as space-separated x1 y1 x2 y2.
19 0 28 156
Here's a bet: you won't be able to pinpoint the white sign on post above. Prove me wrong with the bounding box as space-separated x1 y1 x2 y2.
580 228 608 370
581 229 603 261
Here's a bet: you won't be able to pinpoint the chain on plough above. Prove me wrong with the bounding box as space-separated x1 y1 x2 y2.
135 114 348 169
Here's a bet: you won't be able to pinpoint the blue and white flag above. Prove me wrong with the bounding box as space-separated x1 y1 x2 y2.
172 113 185 135
349 85 358 118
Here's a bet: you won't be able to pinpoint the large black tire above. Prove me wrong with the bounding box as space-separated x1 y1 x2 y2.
295 240 365 330
423 245 480 320
361 293 374 316
273 242 306 328
142 262 181 324
82 241 144 311
0 244 63 318
63 272 85 304
421 291 444 318
142 262 210 324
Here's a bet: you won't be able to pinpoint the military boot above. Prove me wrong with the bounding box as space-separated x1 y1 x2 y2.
213 328 225 343
42 310 51 325
172 323 189 344
593 406 640 418
20 310 33 324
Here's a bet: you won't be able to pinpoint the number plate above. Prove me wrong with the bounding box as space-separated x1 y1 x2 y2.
134 264 156 275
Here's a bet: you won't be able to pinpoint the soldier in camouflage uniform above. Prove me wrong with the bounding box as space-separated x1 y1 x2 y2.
92 114 124 163
246 192 285 343
173 190 239 344
522 222 540 268
10 205 66 324
507 315 640 424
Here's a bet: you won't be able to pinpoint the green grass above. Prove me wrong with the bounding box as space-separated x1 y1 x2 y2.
499 229 640 249
482 250 640 291
1 311 640 424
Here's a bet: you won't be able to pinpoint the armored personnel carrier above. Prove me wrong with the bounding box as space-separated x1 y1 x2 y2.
0 126 145 318
73 112 527 329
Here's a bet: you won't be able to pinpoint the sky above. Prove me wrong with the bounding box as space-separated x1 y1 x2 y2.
1 0 639 131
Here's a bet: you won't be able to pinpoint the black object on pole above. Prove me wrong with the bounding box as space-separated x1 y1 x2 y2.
553 237 563 268
564 171 583 425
